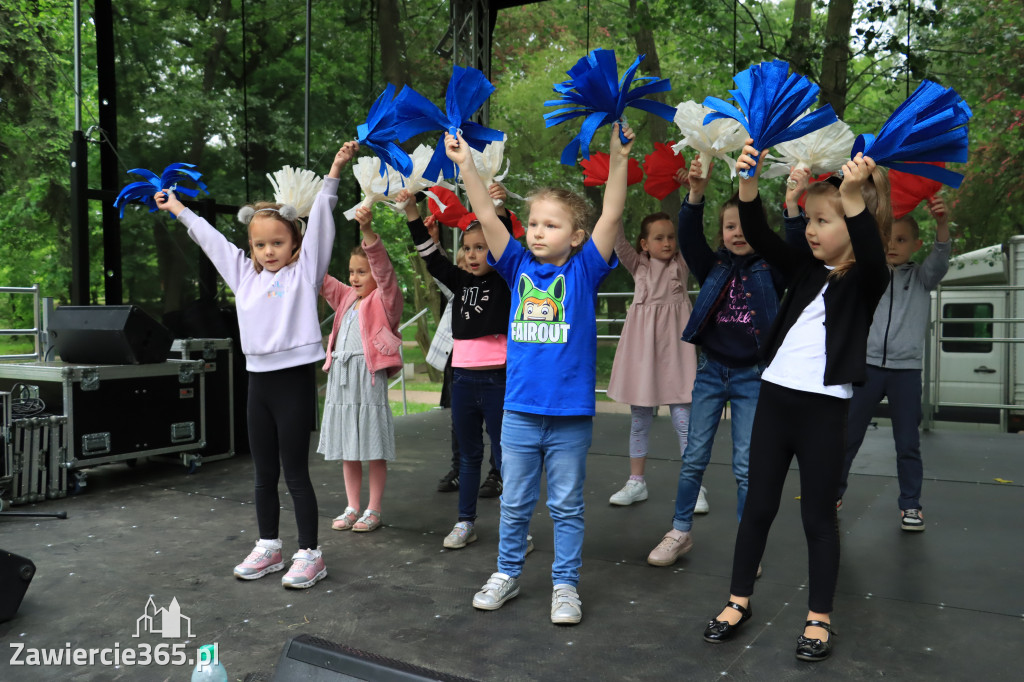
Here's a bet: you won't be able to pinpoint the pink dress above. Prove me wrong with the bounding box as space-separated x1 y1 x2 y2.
606 231 697 406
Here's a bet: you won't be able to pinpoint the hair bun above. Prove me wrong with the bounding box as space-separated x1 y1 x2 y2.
237 206 255 224
278 204 298 221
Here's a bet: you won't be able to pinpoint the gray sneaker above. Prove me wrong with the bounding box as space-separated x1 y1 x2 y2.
472 572 520 610
551 584 582 624
443 521 478 549
609 479 648 506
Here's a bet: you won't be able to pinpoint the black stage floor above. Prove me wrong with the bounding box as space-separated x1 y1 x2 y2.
1 410 1021 681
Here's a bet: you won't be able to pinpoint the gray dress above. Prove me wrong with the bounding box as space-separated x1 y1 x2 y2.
318 307 396 462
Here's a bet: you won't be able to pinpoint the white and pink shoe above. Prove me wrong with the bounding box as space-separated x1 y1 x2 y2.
233 539 285 580
281 548 327 589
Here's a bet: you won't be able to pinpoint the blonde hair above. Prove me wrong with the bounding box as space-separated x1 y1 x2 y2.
806 167 892 279
246 202 303 273
525 187 594 256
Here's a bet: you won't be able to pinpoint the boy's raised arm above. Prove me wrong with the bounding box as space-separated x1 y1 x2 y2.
446 132 510 262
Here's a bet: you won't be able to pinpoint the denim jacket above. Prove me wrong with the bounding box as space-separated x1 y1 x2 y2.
677 197 786 350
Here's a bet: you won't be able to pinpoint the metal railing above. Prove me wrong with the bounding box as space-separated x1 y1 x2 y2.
0 285 42 362
923 284 1024 431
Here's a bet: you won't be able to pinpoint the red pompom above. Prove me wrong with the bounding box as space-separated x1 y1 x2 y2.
890 164 944 220
580 152 643 187
427 186 472 228
643 142 688 200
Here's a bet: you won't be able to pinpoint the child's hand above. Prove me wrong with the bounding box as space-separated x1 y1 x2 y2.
610 123 635 159
735 139 760 201
488 182 507 204
394 189 419 219
330 141 359 178
354 205 372 231
687 157 709 200
839 153 875 197
154 189 185 216
927 196 950 227
785 167 811 204
444 132 471 168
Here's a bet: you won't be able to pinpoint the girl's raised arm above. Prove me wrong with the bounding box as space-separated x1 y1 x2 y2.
591 123 635 262
446 132 510 262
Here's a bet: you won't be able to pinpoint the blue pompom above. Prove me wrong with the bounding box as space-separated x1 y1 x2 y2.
113 163 207 218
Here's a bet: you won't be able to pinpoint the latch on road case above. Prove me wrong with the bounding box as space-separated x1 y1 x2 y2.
178 363 195 384
202 341 217 360
170 421 196 444
80 368 100 391
81 432 111 455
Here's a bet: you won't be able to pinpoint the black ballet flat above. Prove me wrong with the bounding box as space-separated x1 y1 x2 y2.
703 601 752 643
795 620 835 661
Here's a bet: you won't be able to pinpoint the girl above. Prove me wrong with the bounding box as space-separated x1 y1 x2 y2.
394 185 513 550
703 142 889 662
606 211 697 507
319 205 404 534
154 142 357 589
447 124 633 626
646 158 787 567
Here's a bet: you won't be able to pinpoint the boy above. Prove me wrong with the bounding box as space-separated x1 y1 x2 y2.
837 196 951 531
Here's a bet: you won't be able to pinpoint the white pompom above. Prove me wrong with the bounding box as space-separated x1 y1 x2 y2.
278 204 298 221
237 206 255 225
267 166 323 219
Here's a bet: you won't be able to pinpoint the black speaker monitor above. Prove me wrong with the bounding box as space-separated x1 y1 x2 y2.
0 549 35 623
271 634 477 682
50 305 173 365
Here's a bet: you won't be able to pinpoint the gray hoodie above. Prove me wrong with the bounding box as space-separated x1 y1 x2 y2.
866 240 952 369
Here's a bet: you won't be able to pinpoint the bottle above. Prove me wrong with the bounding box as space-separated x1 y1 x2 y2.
191 644 228 682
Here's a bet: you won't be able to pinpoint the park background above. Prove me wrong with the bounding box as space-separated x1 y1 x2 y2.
2 0 1021 407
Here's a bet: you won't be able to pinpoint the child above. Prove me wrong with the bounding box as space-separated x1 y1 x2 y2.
646 157 786 566
154 142 358 589
837 197 952 530
394 185 513 550
702 142 889 662
606 209 697 507
447 124 633 625
319 205 404 534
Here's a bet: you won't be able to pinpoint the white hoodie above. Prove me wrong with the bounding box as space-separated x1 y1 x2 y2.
177 177 338 372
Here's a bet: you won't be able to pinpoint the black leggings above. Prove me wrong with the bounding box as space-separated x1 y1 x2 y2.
730 381 848 613
247 363 319 549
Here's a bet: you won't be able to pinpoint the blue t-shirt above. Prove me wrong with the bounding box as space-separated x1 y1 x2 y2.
489 239 617 416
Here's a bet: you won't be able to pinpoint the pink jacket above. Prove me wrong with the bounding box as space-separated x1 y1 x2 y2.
321 237 404 382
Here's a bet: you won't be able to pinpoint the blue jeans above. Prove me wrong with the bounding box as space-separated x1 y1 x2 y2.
498 411 593 587
672 354 762 532
451 367 506 522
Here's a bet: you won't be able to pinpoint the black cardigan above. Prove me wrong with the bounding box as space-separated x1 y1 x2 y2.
739 194 888 387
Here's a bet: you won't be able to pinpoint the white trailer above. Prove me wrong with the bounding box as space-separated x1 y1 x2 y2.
924 233 1024 432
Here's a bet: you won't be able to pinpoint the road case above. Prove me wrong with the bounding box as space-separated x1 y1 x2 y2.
1 391 12 506
170 338 236 463
0 360 207 472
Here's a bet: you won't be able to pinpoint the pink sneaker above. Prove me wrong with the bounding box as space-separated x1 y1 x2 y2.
281 549 327 589
234 540 285 580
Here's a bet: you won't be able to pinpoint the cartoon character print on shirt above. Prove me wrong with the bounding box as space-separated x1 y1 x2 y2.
267 278 287 299
510 274 571 344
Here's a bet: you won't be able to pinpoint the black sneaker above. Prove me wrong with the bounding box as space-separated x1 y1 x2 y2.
900 508 925 532
437 469 459 493
479 470 502 498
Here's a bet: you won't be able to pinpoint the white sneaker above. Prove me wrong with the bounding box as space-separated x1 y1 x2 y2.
609 479 648 506
694 486 710 514
443 521 478 549
550 584 582 624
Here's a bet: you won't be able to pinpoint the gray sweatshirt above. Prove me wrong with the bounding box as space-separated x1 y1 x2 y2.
866 240 952 369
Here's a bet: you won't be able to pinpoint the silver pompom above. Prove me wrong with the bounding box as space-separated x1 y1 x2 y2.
237 206 255 225
278 204 298 222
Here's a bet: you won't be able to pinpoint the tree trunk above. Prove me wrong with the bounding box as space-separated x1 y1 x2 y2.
787 0 814 77
629 0 676 219
819 0 854 118
409 249 443 383
378 0 411 91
